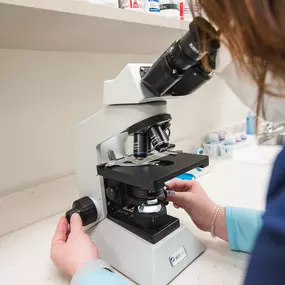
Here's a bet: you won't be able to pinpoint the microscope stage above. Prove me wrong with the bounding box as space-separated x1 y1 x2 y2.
97 153 208 191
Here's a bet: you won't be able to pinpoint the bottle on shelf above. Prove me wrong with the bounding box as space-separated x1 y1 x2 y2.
160 0 179 18
119 0 145 12
185 0 193 21
181 0 193 21
179 0 184 20
144 0 160 14
246 111 256 135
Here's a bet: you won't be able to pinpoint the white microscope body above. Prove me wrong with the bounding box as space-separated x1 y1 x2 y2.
68 17 226 285
72 64 205 285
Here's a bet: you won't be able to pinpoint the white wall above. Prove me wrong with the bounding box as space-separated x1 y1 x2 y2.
0 50 158 195
168 77 249 143
0 49 248 196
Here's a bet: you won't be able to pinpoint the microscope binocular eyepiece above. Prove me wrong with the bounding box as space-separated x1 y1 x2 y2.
141 17 220 97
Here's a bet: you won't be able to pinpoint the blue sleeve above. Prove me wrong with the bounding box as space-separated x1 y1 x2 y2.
71 260 132 285
226 207 263 253
243 148 285 285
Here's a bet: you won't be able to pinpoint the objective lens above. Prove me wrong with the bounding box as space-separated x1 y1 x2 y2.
149 125 169 152
133 132 148 159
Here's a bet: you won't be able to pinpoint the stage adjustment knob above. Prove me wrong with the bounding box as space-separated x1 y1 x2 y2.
66 196 98 226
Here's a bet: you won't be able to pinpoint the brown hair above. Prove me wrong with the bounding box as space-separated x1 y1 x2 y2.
190 0 285 118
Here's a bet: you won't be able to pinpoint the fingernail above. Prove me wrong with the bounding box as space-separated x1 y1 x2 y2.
166 190 176 196
71 213 80 219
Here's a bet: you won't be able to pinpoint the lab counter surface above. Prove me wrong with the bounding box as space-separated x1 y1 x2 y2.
0 146 277 285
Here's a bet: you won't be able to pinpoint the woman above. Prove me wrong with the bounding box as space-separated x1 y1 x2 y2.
51 1 285 284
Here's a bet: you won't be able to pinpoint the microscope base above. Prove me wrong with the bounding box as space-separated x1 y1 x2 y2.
90 218 205 285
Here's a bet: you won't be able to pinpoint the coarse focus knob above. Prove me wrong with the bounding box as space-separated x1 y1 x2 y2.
66 196 98 226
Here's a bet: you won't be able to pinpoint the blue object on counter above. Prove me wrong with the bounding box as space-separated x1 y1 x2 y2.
176 167 203 180
176 173 195 180
196 148 205 155
246 112 256 135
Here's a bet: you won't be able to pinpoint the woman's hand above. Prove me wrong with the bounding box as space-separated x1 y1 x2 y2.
167 180 228 241
50 214 99 277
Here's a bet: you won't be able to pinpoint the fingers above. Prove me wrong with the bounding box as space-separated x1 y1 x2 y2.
166 179 197 192
167 191 191 206
52 216 68 245
70 213 83 234
173 203 181 209
165 180 198 206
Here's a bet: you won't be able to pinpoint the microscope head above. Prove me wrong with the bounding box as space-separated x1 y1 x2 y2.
104 17 220 106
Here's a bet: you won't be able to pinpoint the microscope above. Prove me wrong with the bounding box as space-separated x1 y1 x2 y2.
66 17 220 285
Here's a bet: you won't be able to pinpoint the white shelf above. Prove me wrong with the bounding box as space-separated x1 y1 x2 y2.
0 0 189 54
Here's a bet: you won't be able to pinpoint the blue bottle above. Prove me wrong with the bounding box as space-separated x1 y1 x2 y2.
246 111 256 135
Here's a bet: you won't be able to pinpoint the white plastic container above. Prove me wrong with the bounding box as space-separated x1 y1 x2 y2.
217 131 226 141
219 144 235 159
160 0 179 18
241 132 247 140
119 0 145 12
145 0 160 14
208 132 219 143
219 140 250 159
235 132 242 142
203 142 221 158
183 0 193 21
224 134 236 145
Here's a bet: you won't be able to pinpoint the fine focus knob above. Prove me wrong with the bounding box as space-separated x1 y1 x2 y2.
66 196 98 226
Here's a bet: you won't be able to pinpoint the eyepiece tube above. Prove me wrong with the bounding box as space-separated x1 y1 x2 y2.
141 17 219 97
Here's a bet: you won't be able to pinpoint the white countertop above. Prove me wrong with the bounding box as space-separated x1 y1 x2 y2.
0 145 279 285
